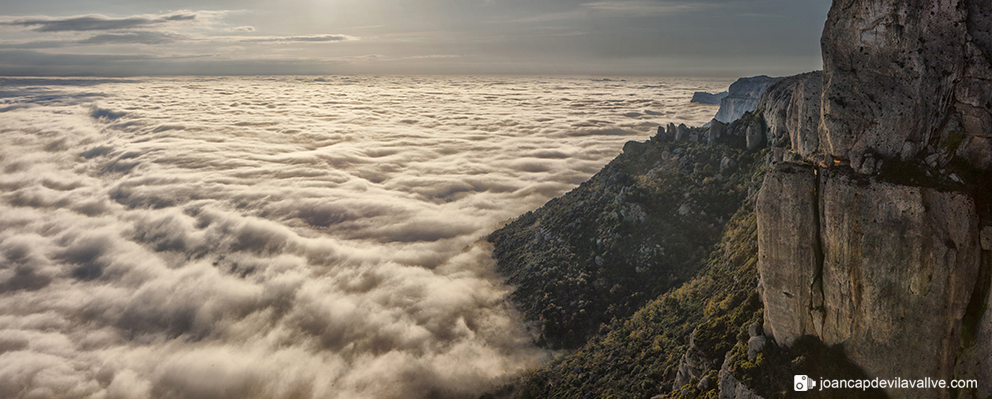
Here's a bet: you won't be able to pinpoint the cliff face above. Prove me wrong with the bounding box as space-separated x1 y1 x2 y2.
753 1 992 398
819 0 992 168
714 76 784 124
755 71 822 157
758 165 981 390
817 171 979 384
755 163 820 347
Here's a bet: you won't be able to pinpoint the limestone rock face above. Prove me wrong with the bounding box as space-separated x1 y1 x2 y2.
758 163 981 395
956 0 992 169
715 76 785 124
755 71 823 157
955 254 992 399
749 0 992 396
817 169 980 385
756 162 820 346
820 0 992 166
745 119 766 151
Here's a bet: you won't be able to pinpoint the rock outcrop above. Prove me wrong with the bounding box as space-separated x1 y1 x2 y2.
755 71 822 157
714 76 784 124
744 119 766 151
674 328 724 390
674 123 690 142
718 352 764 399
708 120 728 145
819 0 992 169
655 125 670 142
756 162 820 347
692 91 729 105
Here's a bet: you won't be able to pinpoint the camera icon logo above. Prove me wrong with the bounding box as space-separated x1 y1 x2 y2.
794 375 816 391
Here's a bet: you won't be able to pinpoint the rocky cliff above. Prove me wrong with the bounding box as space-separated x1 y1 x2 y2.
488 122 767 350
819 0 992 169
754 71 822 157
758 163 982 393
751 1 992 398
714 76 784 124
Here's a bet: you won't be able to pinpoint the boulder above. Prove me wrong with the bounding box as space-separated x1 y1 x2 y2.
715 75 785 124
719 155 737 171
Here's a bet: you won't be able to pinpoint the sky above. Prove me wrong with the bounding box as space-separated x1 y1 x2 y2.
0 0 831 77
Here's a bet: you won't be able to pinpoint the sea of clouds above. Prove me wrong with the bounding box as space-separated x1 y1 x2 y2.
0 75 727 399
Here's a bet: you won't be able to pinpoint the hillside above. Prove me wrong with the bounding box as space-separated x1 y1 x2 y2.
488 127 766 350
486 0 992 397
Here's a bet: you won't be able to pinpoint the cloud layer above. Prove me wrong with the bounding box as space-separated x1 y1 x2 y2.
0 75 724 399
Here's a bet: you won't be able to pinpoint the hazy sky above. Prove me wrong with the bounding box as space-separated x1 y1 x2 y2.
0 0 830 76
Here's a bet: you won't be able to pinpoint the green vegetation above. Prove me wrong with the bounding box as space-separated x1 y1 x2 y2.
509 206 762 399
488 130 766 349
493 164 883 398
486 122 883 398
